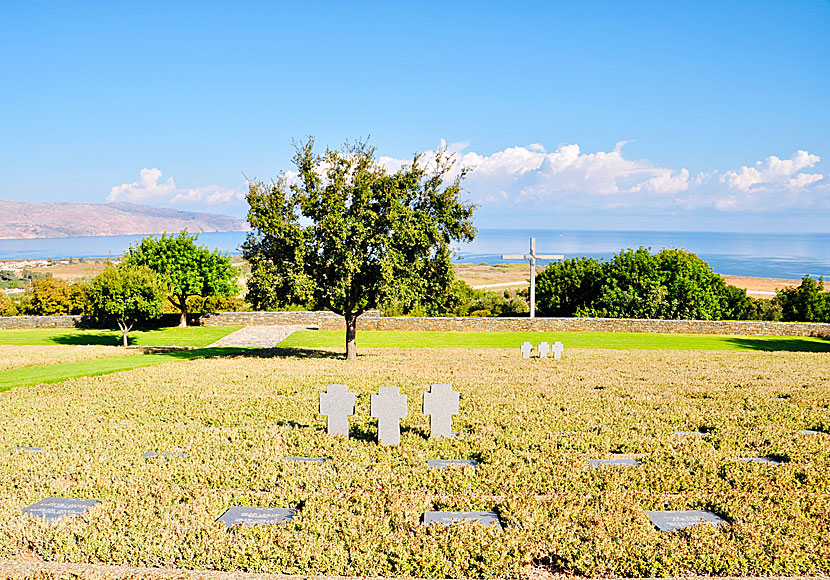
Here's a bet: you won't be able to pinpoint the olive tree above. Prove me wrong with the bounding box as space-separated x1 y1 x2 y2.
243 138 476 359
87 263 166 347
124 231 239 327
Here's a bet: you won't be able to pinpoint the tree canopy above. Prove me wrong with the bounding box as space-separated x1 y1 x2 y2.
243 138 476 359
777 276 828 322
124 231 239 327
87 263 166 347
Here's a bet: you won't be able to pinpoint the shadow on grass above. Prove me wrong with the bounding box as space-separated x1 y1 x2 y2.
234 347 344 360
724 336 830 352
51 332 128 347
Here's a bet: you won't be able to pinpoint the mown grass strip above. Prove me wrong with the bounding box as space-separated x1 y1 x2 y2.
0 326 241 347
280 329 830 352
0 347 251 391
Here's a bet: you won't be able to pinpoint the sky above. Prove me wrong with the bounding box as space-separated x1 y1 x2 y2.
1 1 828 233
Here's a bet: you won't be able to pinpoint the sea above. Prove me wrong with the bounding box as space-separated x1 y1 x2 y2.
0 229 827 280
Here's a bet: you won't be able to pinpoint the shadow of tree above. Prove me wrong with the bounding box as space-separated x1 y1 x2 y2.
50 331 128 347
233 347 344 360
724 336 830 352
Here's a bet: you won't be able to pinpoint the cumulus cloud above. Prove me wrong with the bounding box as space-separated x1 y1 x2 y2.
720 150 822 192
109 169 245 206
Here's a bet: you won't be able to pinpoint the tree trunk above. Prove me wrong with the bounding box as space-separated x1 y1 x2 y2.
117 320 133 348
177 296 188 328
344 312 357 360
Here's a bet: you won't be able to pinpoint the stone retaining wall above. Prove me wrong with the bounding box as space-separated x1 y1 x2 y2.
0 311 827 337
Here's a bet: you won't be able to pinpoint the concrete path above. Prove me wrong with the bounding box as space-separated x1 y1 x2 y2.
207 325 312 348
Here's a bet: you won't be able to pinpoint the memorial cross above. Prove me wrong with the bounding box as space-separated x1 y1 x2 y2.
520 342 533 359
319 384 356 438
422 383 459 438
552 341 564 359
538 342 550 358
370 386 408 445
502 237 563 318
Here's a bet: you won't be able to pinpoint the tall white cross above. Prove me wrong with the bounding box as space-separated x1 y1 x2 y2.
502 237 563 318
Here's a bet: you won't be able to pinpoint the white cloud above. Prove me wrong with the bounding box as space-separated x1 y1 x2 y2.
109 168 245 206
720 150 822 192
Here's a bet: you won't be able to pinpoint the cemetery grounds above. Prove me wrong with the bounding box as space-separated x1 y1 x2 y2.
0 332 828 578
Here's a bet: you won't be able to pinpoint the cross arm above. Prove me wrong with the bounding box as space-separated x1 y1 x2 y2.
535 254 564 260
501 254 530 260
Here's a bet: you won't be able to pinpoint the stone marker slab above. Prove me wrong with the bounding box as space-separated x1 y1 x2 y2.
588 458 640 467
737 457 781 465
552 341 564 359
216 506 296 528
520 342 532 359
17 446 43 453
143 451 187 460
645 509 726 532
424 510 501 529
770 397 787 401
423 383 459 439
428 459 478 469
283 456 330 463
23 497 100 520
319 384 356 438
538 342 550 358
370 385 407 446
800 429 821 435
674 430 704 437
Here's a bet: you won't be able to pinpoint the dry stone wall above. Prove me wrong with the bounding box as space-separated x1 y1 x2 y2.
0 311 827 337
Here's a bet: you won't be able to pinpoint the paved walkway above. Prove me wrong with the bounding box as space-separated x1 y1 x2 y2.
207 325 312 348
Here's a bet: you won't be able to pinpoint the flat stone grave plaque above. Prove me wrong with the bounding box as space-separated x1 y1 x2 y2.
588 458 640 467
800 429 821 435
674 430 704 437
645 509 726 532
428 459 478 469
424 510 501 529
520 342 532 359
143 451 187 459
217 506 296 528
283 456 330 463
538 342 550 358
17 446 43 453
770 397 787 401
552 341 564 359
737 457 781 465
23 497 100 520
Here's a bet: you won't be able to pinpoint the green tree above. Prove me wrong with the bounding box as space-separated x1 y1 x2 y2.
23 278 88 315
777 276 828 322
243 138 476 359
87 264 166 347
536 256 605 316
124 231 239 327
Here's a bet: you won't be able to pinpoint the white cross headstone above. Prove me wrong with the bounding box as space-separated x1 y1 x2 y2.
423 383 460 439
520 342 533 359
552 341 564 360
538 342 550 358
319 384 355 438
502 237 563 318
370 386 408 445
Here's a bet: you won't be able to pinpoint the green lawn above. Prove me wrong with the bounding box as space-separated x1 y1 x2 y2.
0 346 251 391
0 326 241 347
281 330 830 352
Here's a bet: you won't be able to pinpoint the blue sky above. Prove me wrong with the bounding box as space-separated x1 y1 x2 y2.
1 1 828 232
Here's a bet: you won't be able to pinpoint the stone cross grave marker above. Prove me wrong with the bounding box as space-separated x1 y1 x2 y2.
428 459 478 469
424 511 502 529
320 384 355 438
423 383 459 439
552 341 564 359
645 509 726 532
23 497 100 520
588 458 640 467
216 506 296 528
538 342 550 358
520 342 533 359
371 386 407 445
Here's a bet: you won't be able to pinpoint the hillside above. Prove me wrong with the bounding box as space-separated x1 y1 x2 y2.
0 201 248 239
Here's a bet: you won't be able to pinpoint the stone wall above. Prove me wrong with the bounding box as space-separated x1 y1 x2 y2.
0 311 827 337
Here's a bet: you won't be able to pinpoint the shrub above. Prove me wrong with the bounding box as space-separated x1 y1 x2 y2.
777 276 829 322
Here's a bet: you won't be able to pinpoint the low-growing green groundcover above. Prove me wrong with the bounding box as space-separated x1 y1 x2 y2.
0 348 827 578
281 329 830 352
0 326 241 348
0 347 251 391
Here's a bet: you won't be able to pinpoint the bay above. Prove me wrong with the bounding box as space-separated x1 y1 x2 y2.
0 229 827 280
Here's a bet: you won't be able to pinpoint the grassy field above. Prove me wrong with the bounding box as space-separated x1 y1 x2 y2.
0 347 827 578
0 327 240 348
281 329 830 352
0 346 137 372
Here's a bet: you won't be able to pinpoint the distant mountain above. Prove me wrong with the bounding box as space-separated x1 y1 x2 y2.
0 201 249 239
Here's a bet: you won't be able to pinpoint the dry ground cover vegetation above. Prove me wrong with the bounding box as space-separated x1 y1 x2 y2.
0 348 828 578
0 346 136 372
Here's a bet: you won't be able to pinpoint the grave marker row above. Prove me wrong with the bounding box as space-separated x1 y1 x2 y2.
521 341 563 359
